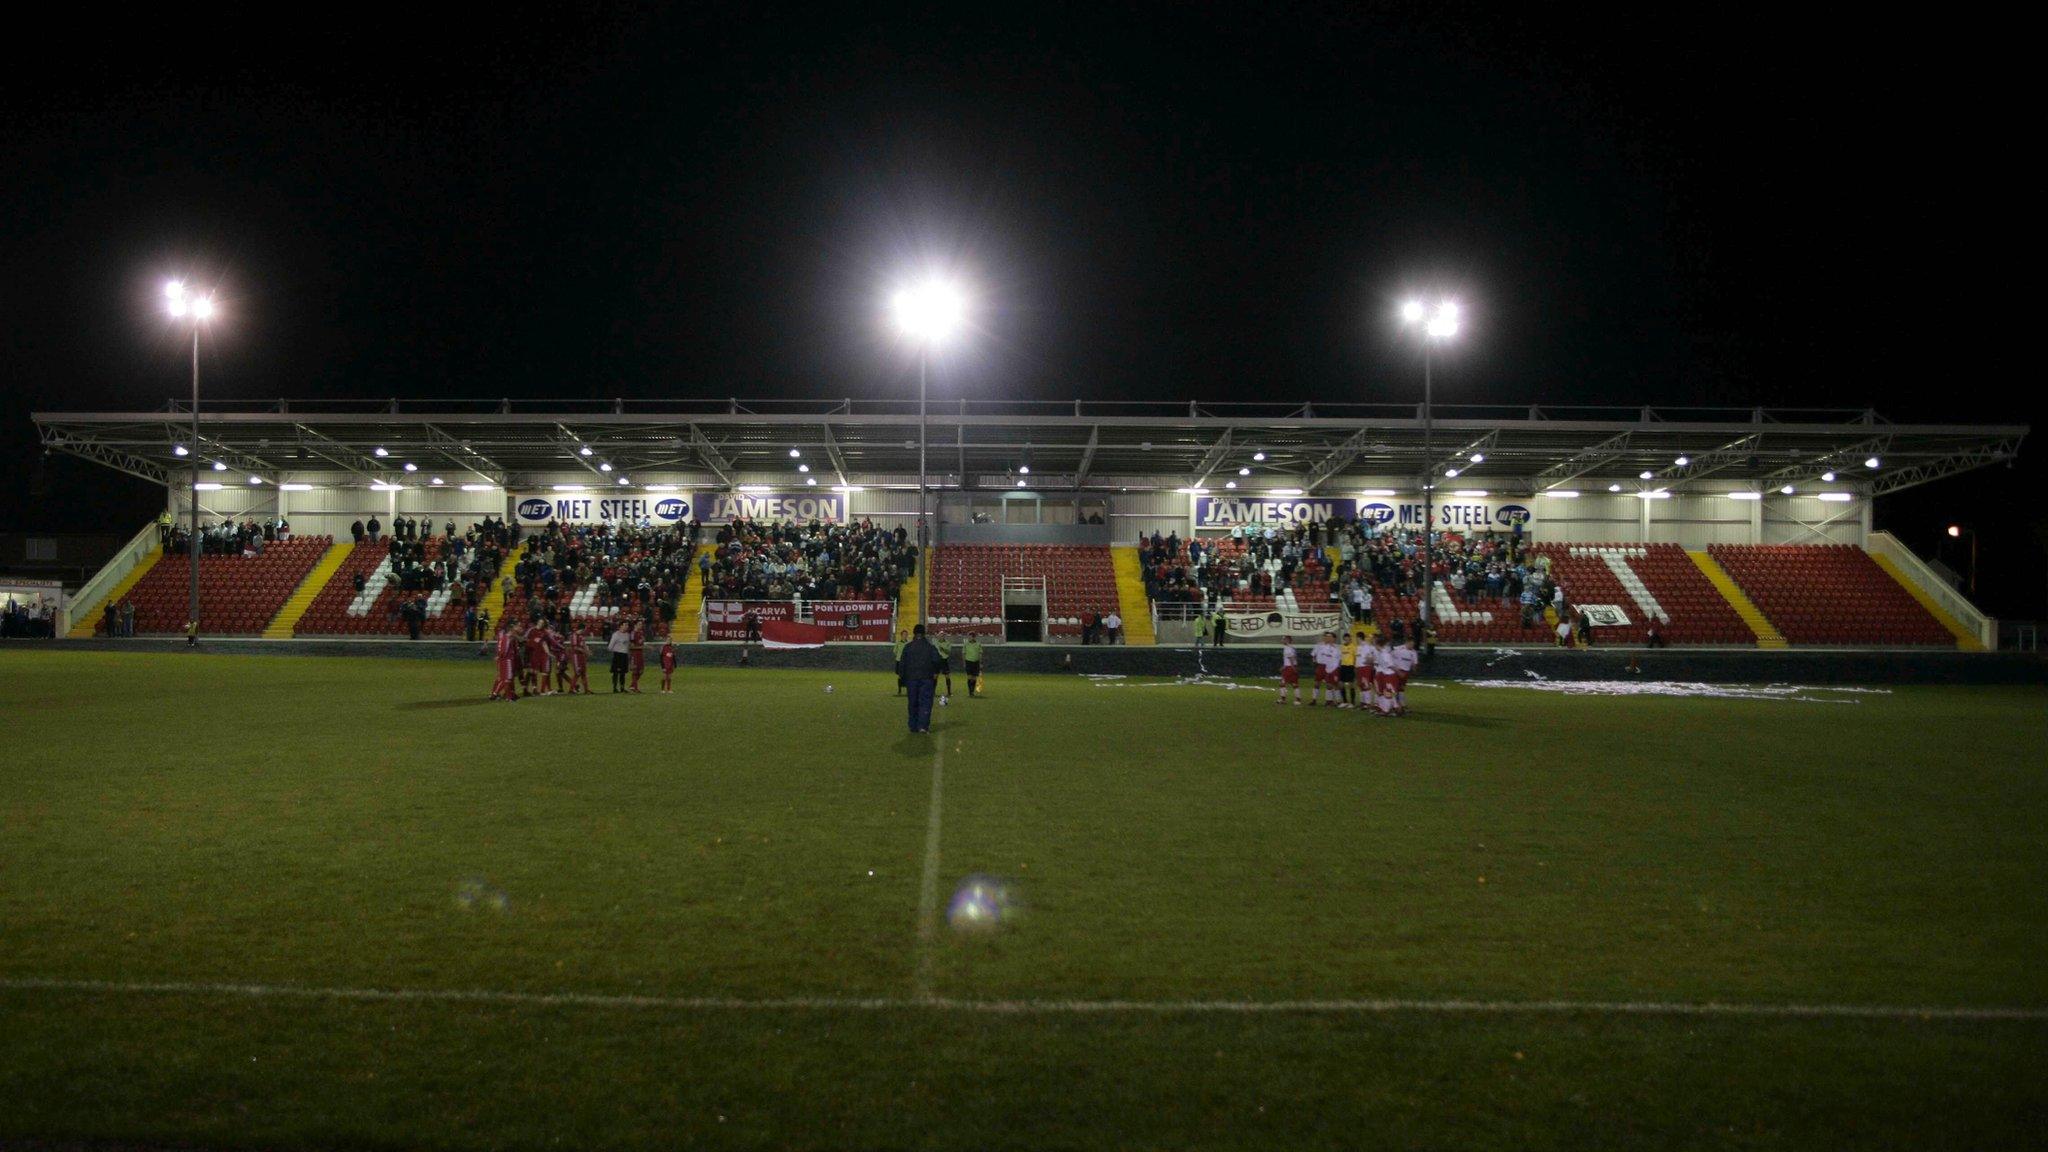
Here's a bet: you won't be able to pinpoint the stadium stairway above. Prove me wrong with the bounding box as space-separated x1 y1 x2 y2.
66 547 164 637
1687 550 1787 648
896 555 923 634
672 542 718 641
262 540 350 638
1865 553 1983 651
1109 546 1156 645
473 539 525 629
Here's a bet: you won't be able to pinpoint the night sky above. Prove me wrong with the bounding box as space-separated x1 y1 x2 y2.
3 5 2040 615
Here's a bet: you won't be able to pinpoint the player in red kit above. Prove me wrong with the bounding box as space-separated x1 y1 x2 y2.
568 624 591 694
628 618 647 693
546 624 571 696
525 622 552 696
659 639 678 693
491 621 518 701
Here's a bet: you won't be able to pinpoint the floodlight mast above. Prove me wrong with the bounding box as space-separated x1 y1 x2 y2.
1400 298 1460 637
891 280 965 630
165 280 217 646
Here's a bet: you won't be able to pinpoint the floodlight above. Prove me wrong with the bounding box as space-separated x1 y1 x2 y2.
374 447 389 457
1675 456 1689 466
789 448 801 458
891 279 966 344
1225 481 1237 489
1639 471 1654 480
599 462 613 472
1547 490 1580 498
1252 451 1266 461
1948 525 1961 537
173 445 189 456
247 475 262 485
1821 471 1836 482
1781 485 1795 494
1469 453 1484 463
798 464 810 473
191 296 215 320
431 477 444 486
1865 456 1880 468
1238 467 1251 476
1400 300 1425 324
212 461 226 471
403 462 418 472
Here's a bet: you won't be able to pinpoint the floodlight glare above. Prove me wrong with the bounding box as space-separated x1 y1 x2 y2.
805 477 817 486
164 280 186 299
1781 485 1796 494
1675 456 1690 466
1948 525 1962 537
891 279 966 344
173 445 189 456
403 462 418 472
1400 300 1425 324
1225 481 1237 489
1252 451 1266 462
1865 456 1880 468
579 446 593 456
1608 483 1623 492
191 296 216 320
798 464 810 473
1470 453 1484 463
431 477 444 486
1445 468 1459 478
1238 466 1251 475
247 475 262 484
1821 471 1836 482
789 448 801 458
212 461 226 471
1018 464 1029 474
1639 471 1654 480
374 447 389 457
599 462 613 472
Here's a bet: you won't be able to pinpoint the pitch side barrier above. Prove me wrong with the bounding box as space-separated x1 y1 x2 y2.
33 636 2048 685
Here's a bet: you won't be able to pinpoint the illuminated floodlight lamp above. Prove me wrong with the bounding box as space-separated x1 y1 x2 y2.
1948 525 1962 537
212 461 227 472
1546 490 1580 498
1271 488 1304 496
1238 466 1251 476
1358 488 1397 497
194 482 224 491
371 483 404 492
246 475 263 485
806 477 817 486
403 462 418 472
1451 489 1487 497
280 483 313 492
1780 485 1796 495
1608 483 1623 492
1675 456 1689 466
1864 457 1880 468
460 484 496 492
1817 492 1853 502
173 445 189 456
1252 452 1266 462
552 484 587 492
1225 481 1237 489
798 464 810 473
1821 471 1836 482
599 462 613 472
374 447 389 457
737 485 771 493
1469 453 1484 463
891 279 967 344
1639 471 1654 480
579 446 593 457
834 485 864 493
1728 492 1763 500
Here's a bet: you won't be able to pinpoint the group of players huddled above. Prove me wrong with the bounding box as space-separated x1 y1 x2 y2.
1277 627 1419 716
489 614 682 700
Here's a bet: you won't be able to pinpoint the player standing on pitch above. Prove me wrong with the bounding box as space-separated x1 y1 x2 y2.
1310 631 1342 707
491 619 518 701
1276 636 1302 706
659 636 678 694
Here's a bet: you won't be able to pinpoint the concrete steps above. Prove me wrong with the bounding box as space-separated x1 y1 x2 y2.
67 548 164 638
1868 552 1982 650
1687 550 1787 649
1109 546 1156 645
263 541 351 638
672 543 718 641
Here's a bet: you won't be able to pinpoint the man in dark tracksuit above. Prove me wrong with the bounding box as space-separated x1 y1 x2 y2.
899 625 944 734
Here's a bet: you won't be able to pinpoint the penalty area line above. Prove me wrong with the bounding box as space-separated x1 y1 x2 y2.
1 978 2043 1022
913 726 946 1000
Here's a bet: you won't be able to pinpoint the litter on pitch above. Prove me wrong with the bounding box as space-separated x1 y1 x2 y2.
1458 680 1890 704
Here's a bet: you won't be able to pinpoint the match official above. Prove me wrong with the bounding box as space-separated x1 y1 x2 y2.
962 635 984 697
899 624 942 734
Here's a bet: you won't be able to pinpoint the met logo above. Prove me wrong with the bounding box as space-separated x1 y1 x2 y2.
1495 504 1532 527
1358 502 1398 526
654 498 689 521
516 498 553 520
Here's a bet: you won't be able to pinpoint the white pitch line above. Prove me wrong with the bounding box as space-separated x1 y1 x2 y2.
1 978 2043 1021
913 726 947 1000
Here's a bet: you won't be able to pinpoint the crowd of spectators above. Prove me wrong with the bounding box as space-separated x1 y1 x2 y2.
2 596 58 638
166 517 293 557
506 518 703 635
697 517 915 603
1141 518 1572 633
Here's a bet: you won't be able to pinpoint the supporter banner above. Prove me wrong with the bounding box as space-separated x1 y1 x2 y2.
702 599 890 641
693 491 845 524
1578 604 1631 627
1354 498 1535 533
1221 609 1346 639
810 599 896 642
761 620 832 649
514 493 693 526
1195 496 1354 528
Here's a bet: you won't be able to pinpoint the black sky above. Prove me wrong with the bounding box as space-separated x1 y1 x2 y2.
2 4 2040 615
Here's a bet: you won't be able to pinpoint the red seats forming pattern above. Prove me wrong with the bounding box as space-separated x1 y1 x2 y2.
1708 544 1952 646
1528 543 1754 645
926 544 1118 637
293 539 472 636
112 537 330 635
1360 587 1552 645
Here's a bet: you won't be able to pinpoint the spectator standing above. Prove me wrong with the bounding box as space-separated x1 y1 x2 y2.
366 515 382 543
1104 609 1123 645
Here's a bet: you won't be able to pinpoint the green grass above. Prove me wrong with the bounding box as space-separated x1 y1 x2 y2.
2 649 2044 1149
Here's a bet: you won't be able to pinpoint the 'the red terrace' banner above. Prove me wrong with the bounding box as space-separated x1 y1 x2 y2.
703 599 894 642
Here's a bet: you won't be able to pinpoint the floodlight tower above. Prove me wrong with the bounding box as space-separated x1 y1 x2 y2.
164 281 218 646
1400 297 1460 633
890 279 966 628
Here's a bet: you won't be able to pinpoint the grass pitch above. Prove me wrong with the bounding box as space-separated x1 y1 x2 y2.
1 648 2044 1150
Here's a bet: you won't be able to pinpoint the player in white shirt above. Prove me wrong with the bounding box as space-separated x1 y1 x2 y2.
1370 634 1399 716
1276 636 1303 705
1310 631 1342 707
1393 637 1419 716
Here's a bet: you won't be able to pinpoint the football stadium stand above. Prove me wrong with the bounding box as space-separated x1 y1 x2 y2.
1527 543 1756 645
925 544 1118 638
1707 544 1953 646
117 536 330 635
